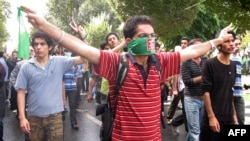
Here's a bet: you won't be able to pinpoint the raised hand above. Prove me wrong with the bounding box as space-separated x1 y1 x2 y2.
69 19 79 33
69 20 87 39
20 6 46 30
218 23 234 42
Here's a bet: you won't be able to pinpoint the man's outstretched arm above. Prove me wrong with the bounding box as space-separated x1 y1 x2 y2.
21 6 101 65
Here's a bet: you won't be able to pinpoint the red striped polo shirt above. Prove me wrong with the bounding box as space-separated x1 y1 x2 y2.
94 51 180 141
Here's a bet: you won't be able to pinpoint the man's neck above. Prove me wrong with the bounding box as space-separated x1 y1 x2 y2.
133 55 148 66
36 56 49 68
133 55 149 71
217 53 231 65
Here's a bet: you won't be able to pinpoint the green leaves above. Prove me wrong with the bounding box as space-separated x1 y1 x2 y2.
0 0 10 50
109 0 200 39
204 0 250 32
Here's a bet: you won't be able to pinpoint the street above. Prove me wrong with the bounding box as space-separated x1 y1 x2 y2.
3 88 250 141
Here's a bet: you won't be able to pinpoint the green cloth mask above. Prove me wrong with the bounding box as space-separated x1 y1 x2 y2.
128 37 156 55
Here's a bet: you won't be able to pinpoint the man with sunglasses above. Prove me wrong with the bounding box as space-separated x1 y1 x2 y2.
21 5 233 140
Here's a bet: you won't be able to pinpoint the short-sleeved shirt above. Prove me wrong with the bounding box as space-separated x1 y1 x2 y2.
94 51 180 141
63 66 78 91
230 53 243 96
15 56 75 117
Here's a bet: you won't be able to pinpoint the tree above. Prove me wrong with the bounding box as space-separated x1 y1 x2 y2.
46 0 84 33
109 0 201 39
0 0 11 49
164 4 227 50
46 0 121 48
85 13 112 48
204 0 250 31
78 0 120 32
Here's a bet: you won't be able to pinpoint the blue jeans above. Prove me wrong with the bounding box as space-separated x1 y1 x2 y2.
184 96 204 141
0 117 3 141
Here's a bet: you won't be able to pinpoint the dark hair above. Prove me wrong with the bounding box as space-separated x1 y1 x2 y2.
215 30 236 49
12 50 18 55
0 51 3 58
100 42 107 50
181 37 190 43
188 38 203 46
105 32 119 43
235 36 242 41
123 15 153 39
215 30 236 39
155 42 160 47
123 44 128 52
31 30 54 47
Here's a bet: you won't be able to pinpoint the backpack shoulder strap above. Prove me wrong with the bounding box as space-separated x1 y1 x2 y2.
110 53 129 117
115 53 129 90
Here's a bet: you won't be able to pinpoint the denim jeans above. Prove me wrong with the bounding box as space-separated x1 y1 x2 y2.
184 96 204 141
0 117 3 141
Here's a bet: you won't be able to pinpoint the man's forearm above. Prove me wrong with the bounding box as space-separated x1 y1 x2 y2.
232 101 238 124
17 89 27 120
39 21 100 64
88 76 96 95
203 92 215 119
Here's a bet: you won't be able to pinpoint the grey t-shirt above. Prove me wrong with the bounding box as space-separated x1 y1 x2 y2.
15 56 75 117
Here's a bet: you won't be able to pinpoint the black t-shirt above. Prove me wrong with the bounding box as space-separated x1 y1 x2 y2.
201 57 236 122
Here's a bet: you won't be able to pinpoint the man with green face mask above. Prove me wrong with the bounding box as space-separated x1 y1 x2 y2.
21 5 234 140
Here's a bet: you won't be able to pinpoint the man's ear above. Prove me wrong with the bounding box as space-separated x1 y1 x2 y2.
49 45 53 51
125 38 132 43
217 46 221 50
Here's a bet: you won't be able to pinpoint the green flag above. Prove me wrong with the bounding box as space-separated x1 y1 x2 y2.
17 7 30 59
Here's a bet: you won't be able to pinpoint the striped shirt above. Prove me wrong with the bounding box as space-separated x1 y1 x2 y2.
230 53 243 96
94 51 180 141
63 67 78 91
181 57 206 96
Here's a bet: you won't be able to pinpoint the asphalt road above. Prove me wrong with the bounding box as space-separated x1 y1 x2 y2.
2 93 187 141
3 88 250 141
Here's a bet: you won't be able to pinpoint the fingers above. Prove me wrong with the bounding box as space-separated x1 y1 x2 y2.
20 5 37 14
225 23 233 30
20 123 30 134
26 123 31 134
217 23 234 41
221 23 233 33
72 20 77 27
78 26 84 31
87 93 93 103
87 97 93 103
69 22 74 28
213 123 220 133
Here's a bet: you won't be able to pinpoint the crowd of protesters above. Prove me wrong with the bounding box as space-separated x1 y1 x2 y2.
0 4 249 141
